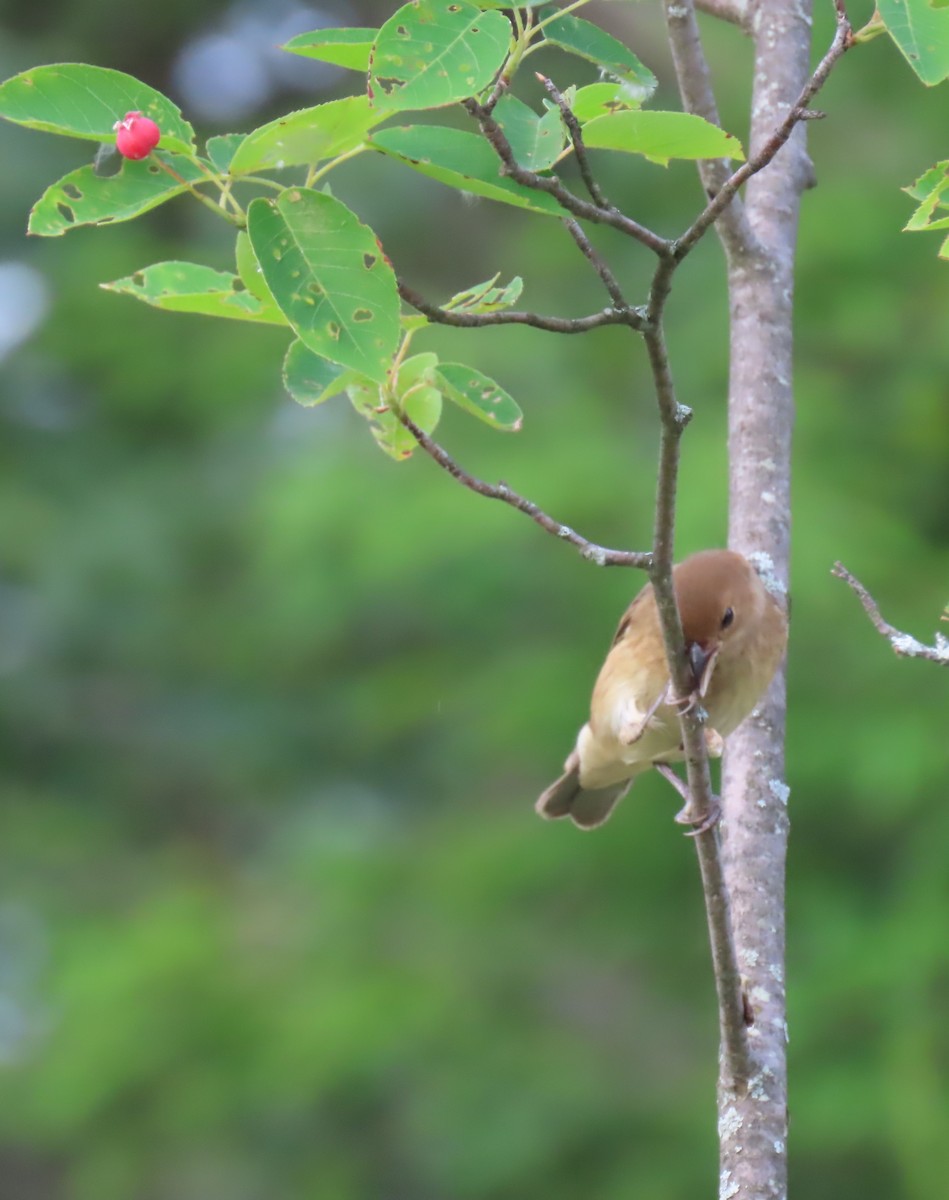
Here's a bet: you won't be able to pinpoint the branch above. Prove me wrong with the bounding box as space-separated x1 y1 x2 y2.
640 281 753 1090
832 562 949 666
397 279 643 334
674 0 853 262
662 0 755 257
694 0 751 28
562 219 628 310
536 72 609 209
396 410 652 569
462 98 672 257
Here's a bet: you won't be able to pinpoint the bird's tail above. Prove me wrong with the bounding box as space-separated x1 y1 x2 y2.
534 759 634 830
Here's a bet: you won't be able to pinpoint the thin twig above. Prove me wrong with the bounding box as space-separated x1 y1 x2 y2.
674 0 853 262
562 220 628 310
832 562 949 666
396 410 652 569
640 242 753 1087
397 279 644 334
536 72 609 208
463 98 672 257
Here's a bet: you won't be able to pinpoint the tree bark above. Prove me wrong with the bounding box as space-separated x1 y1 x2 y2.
720 0 813 1195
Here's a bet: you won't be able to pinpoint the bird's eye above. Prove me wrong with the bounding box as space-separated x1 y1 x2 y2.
721 607 735 630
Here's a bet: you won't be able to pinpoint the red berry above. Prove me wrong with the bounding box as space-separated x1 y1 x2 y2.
113 111 161 160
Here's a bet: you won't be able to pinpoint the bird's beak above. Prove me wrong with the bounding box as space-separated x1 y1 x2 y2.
688 641 720 697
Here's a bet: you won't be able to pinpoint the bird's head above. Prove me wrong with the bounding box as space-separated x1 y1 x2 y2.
673 549 777 695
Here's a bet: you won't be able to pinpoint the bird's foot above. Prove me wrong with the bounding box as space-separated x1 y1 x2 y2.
655 764 722 837
674 795 722 837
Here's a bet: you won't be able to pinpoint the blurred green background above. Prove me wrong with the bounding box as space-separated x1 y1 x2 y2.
1 2 947 1197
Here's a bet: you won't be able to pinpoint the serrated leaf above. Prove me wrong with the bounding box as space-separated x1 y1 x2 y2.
283 339 362 405
541 13 657 96
369 0 511 112
348 378 441 460
582 110 744 166
878 0 949 85
370 125 562 215
247 188 400 384
902 161 949 232
494 94 565 171
0 64 195 154
101 262 287 324
570 82 643 123
28 153 208 237
230 97 379 175
444 273 523 313
206 133 245 173
282 27 378 71
436 363 522 431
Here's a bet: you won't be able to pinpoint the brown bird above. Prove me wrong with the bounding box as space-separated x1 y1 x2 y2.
536 549 788 830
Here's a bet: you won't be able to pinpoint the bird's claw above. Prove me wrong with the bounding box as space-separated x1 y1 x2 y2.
674 795 722 837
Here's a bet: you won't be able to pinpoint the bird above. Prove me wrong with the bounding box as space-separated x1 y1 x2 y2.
535 549 788 831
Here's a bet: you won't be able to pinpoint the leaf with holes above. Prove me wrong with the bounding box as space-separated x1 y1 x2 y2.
582 110 744 166
348 378 442 461
230 97 379 175
0 64 195 154
878 0 949 85
101 262 288 324
369 0 511 112
436 363 522 431
541 14 657 96
494 94 565 171
570 82 643 123
283 339 363 406
370 125 562 215
247 189 400 384
28 153 208 236
444 273 523 313
282 27 378 72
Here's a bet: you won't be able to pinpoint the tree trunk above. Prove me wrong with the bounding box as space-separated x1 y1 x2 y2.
719 0 813 1195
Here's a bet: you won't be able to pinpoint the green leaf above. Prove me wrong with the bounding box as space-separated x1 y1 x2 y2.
581 110 744 166
903 161 949 232
247 188 401 384
206 133 245 173
541 13 657 96
570 82 643 123
370 125 563 215
28 153 207 237
494 94 565 171
101 262 288 324
436 363 522 431
282 27 378 72
369 0 511 112
878 0 949 85
0 64 195 154
396 353 443 434
347 378 441 461
444 273 523 313
230 97 379 175
283 339 361 405
235 231 277 304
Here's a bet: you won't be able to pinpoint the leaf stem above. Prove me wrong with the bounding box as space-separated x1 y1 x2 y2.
151 156 245 226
